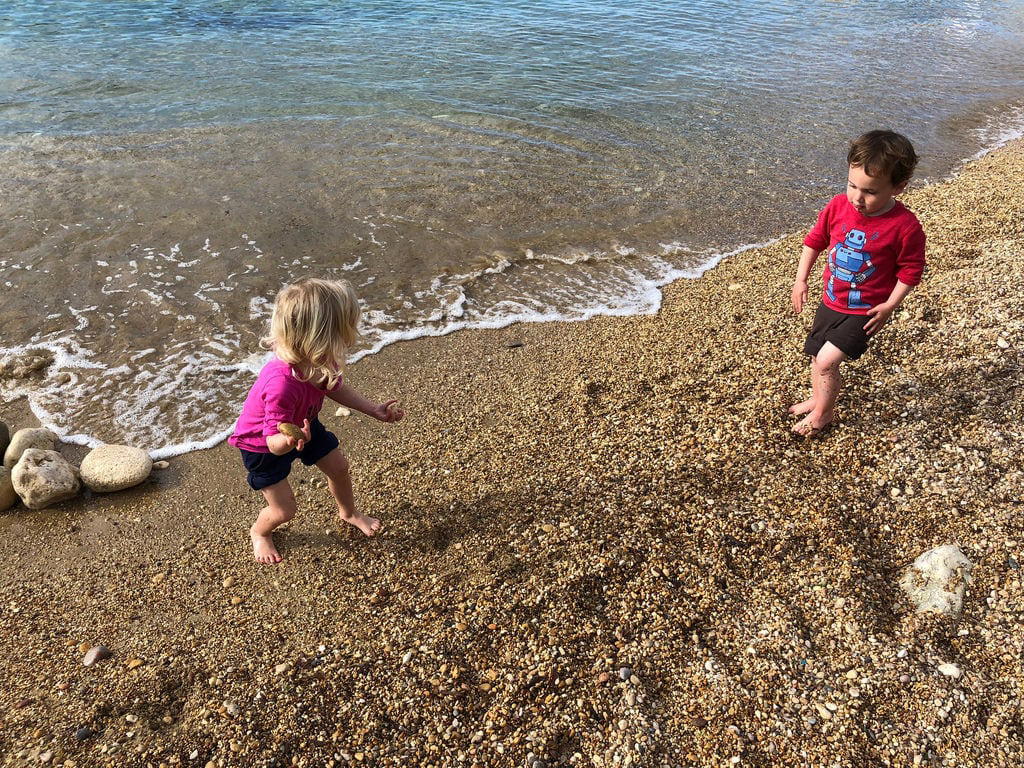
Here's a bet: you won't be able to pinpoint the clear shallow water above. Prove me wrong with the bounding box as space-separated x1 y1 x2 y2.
1 0 1023 455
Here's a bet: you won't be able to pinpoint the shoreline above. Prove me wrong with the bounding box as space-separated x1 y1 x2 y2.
1 139 1023 767
3 99 1024 458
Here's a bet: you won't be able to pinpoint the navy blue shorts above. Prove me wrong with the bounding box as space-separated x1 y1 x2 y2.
239 419 339 491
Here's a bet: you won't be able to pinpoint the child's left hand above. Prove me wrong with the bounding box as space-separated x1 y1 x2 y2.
863 302 895 335
372 399 405 423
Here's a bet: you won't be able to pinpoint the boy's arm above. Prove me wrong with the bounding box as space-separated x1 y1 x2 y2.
863 280 914 335
792 245 821 313
327 382 404 423
865 219 925 335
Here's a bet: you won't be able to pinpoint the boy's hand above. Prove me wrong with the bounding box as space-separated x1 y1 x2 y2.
863 302 894 335
372 400 405 423
792 280 808 313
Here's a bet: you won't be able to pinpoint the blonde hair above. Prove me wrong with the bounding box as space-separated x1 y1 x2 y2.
262 278 361 390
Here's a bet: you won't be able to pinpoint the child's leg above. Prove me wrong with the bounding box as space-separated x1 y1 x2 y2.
793 341 846 435
250 479 298 564
315 448 381 537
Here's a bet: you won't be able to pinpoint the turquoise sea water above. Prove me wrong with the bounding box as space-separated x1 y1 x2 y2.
1 0 1023 454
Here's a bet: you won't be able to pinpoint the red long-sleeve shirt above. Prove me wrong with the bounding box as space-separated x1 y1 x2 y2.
804 194 926 315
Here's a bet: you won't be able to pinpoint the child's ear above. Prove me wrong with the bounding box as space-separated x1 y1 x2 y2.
893 180 909 195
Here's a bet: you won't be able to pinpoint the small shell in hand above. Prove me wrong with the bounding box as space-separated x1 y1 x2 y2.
277 422 305 441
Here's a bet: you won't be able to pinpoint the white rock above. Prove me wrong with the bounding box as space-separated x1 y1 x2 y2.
335 406 351 417
3 427 57 468
80 444 152 492
0 466 17 512
937 663 962 679
898 544 973 616
83 645 112 666
11 449 80 510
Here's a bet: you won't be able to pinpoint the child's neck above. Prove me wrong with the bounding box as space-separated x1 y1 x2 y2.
865 198 897 217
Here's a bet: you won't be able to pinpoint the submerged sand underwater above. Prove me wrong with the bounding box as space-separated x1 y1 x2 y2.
1 140 1023 767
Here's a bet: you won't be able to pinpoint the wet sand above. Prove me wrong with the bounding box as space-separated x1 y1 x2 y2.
1 139 1022 768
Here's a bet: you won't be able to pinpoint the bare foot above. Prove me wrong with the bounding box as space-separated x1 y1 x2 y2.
340 512 381 537
792 412 834 437
250 528 283 564
788 397 816 416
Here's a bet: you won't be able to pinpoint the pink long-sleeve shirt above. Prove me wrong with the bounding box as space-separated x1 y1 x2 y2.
228 357 341 453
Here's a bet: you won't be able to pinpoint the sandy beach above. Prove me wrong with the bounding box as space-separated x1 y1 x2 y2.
2 138 1023 767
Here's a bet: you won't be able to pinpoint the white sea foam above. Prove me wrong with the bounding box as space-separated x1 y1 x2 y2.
347 237 778 364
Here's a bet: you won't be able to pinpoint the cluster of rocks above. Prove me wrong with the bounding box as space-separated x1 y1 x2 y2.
0 421 155 512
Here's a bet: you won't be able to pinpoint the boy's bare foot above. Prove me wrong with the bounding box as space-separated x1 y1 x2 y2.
250 528 283 564
792 412 834 437
788 397 816 416
340 512 381 537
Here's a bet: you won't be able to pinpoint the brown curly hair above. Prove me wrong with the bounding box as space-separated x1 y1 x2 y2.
848 130 919 187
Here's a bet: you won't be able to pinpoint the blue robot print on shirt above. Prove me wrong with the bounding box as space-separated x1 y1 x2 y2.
827 226 879 309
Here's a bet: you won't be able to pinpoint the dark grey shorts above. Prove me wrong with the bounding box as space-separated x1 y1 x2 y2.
803 303 871 360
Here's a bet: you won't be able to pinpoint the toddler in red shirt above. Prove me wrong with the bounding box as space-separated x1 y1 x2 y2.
790 130 926 436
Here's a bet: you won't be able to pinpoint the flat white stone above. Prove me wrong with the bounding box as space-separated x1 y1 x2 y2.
80 444 153 493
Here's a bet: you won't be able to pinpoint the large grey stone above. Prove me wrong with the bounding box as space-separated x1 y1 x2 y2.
0 466 17 512
4 427 57 468
11 449 80 510
80 444 152 493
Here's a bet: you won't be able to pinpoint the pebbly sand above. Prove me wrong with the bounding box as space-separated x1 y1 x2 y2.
1 139 1023 768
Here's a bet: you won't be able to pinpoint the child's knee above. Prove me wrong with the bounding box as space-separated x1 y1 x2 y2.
812 356 841 375
333 451 351 474
320 450 351 480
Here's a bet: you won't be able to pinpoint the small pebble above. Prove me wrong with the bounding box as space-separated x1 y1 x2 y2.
83 645 112 666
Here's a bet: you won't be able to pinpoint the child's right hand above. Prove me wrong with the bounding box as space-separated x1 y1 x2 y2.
268 419 312 454
288 419 312 451
791 280 808 313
